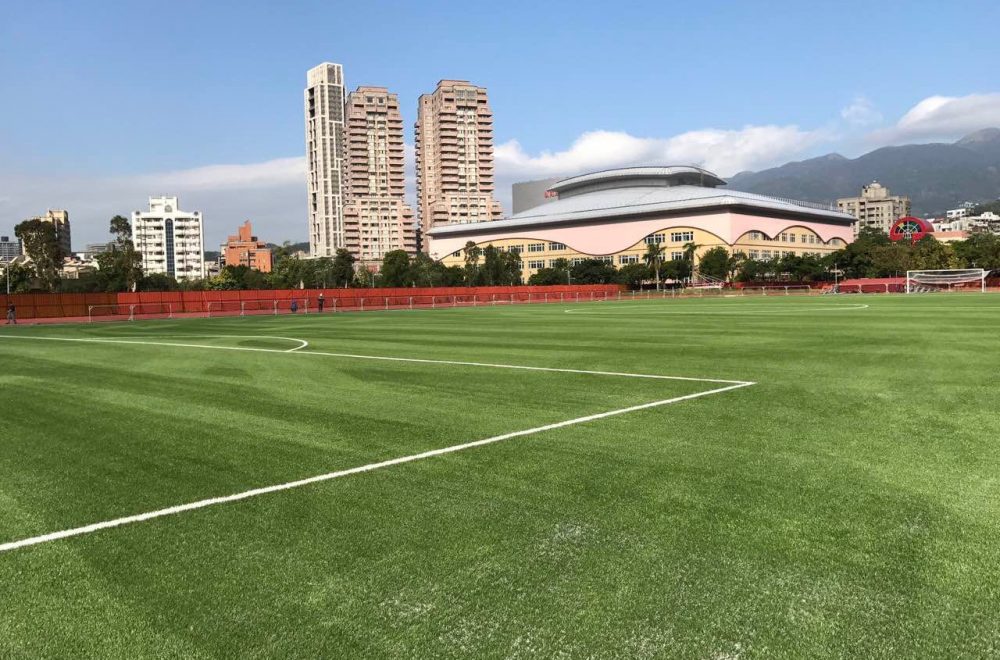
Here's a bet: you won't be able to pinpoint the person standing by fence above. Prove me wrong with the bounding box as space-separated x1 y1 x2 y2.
6 302 15 325
318 293 325 313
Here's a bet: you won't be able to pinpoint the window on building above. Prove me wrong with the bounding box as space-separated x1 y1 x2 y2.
527 243 545 252
670 231 694 242
619 255 639 264
671 251 684 260
527 260 545 269
644 234 664 245
548 242 567 251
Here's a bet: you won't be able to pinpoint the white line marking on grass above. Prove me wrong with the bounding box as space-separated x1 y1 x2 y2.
0 335 746 384
0 380 754 554
564 303 869 315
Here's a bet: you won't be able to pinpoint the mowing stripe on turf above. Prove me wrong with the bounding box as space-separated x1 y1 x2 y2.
0 334 750 384
0 380 754 554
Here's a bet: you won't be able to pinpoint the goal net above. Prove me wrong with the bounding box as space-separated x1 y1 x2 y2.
905 269 988 293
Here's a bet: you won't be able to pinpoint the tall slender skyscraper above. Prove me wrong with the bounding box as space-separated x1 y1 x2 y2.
343 87 417 263
304 63 346 257
415 80 502 244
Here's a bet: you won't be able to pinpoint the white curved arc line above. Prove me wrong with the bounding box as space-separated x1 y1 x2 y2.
83 334 310 352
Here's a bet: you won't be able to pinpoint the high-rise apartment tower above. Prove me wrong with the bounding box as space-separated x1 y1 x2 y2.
415 80 502 244
305 63 346 257
343 86 417 263
131 196 205 280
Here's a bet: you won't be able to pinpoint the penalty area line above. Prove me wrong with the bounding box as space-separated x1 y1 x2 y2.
0 334 748 384
0 381 754 554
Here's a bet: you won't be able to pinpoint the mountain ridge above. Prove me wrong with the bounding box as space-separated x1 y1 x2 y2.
727 129 1000 215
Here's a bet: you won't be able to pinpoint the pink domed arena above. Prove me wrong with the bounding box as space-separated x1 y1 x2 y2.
426 166 855 277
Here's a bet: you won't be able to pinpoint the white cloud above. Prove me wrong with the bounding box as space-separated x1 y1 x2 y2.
840 96 882 127
131 157 305 191
871 93 1000 143
492 125 828 209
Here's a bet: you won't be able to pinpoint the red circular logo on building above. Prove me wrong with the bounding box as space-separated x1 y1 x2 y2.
889 216 933 242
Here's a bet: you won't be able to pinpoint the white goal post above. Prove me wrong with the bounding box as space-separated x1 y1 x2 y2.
905 269 988 294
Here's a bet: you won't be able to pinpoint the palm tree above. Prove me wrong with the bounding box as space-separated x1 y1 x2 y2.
643 242 665 290
683 241 700 285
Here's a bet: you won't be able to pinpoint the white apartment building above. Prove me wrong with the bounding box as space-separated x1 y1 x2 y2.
933 211 1000 234
305 62 346 258
131 196 205 280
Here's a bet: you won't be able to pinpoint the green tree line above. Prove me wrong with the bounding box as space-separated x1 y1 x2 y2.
7 217 1000 294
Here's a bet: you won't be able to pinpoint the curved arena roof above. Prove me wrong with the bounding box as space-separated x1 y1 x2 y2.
550 165 727 196
429 166 854 238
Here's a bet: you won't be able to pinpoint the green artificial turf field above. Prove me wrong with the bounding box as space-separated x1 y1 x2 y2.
1 295 999 658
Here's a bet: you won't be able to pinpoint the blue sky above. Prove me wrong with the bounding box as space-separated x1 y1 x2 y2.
2 0 1000 245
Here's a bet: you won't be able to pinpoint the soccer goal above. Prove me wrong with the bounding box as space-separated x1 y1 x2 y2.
905 269 988 294
87 303 173 322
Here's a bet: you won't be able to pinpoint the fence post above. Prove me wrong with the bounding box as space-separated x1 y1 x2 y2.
432 296 436 309
409 296 413 310
361 298 365 312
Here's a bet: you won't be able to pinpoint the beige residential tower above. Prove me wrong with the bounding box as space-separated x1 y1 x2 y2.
415 80 502 247
343 86 416 263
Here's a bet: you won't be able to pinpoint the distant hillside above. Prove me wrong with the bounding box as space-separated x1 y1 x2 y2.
728 128 1000 216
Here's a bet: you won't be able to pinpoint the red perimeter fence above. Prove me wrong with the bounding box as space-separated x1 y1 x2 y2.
1 285 622 322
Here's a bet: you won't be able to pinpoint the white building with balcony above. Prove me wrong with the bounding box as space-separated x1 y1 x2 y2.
131 196 205 280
